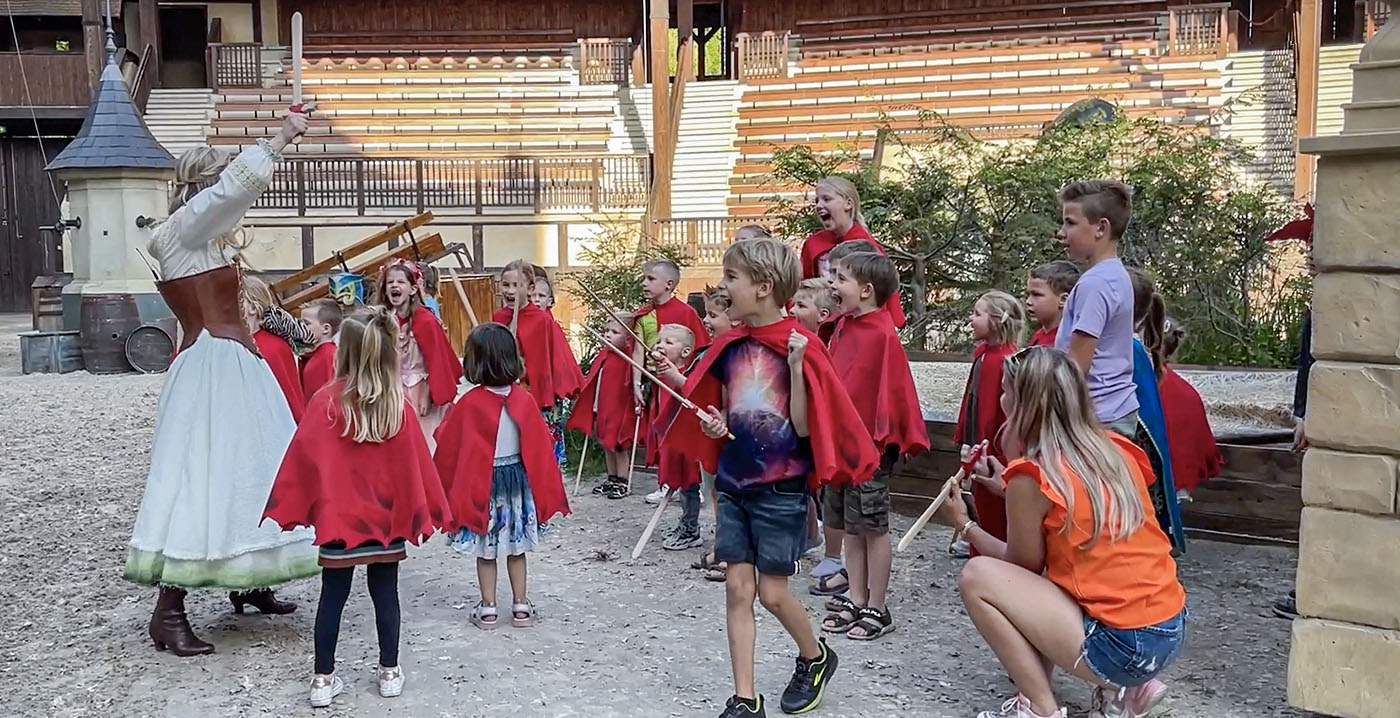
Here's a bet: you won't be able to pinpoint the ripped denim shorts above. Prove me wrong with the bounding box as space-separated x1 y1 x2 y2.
1079 608 1187 688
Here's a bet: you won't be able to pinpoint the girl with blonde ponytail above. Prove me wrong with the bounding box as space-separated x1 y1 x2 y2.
937 347 1187 718
265 306 454 707
799 175 908 327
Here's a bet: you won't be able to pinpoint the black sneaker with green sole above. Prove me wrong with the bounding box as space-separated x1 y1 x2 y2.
718 695 766 718
780 638 837 714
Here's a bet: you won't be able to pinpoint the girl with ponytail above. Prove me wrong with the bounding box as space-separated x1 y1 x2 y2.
374 259 463 447
265 306 455 707
1124 268 1186 554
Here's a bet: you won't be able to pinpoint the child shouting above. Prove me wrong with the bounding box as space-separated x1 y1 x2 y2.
665 238 880 718
568 313 640 497
375 260 462 444
1025 260 1079 348
821 251 929 641
264 307 455 708
954 290 1024 545
648 325 703 547
695 286 739 580
791 278 838 344
299 298 342 399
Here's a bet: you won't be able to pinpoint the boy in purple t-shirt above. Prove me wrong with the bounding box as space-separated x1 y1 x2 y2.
1053 180 1139 433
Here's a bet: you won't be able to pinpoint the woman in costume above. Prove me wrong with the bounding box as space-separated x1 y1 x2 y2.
123 110 320 656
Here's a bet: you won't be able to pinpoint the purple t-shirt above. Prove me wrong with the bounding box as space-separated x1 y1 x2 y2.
1054 257 1139 422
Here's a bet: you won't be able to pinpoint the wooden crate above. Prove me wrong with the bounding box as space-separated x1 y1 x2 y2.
438 273 498 353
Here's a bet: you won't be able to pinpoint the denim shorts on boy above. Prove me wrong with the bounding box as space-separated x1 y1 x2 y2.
715 477 809 576
820 449 896 535
1079 608 1187 688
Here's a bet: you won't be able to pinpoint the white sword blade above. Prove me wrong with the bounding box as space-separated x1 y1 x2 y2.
291 11 303 106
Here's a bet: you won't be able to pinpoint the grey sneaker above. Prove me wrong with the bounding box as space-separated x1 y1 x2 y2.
662 527 704 551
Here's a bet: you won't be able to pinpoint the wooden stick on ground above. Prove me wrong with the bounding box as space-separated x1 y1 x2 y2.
632 486 673 559
895 472 962 553
572 439 591 497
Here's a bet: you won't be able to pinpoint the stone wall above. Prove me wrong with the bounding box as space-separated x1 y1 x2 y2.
1289 22 1400 718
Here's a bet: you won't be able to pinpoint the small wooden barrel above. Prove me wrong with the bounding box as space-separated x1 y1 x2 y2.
125 318 179 373
79 294 141 374
19 330 83 374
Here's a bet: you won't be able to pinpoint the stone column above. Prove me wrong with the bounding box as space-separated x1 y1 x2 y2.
1290 21 1400 718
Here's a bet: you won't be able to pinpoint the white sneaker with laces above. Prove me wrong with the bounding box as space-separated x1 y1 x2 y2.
976 694 1066 718
309 674 345 708
378 665 404 698
644 487 668 504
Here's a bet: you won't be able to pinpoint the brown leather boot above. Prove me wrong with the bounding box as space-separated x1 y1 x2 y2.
229 588 297 615
149 587 215 656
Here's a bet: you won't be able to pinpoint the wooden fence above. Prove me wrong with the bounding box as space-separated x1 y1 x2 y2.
735 31 788 82
578 38 632 84
1361 0 1393 39
1167 3 1236 57
651 217 770 264
255 155 650 215
208 42 263 89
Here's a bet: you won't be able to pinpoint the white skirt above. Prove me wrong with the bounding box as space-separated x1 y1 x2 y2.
124 331 318 589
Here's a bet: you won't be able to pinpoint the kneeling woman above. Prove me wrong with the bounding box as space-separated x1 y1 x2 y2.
940 347 1187 718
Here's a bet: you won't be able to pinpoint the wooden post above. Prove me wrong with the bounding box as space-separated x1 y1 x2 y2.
471 225 485 271
649 0 672 222
300 225 314 268
139 0 160 85
677 0 694 82
1295 0 1322 200
557 223 570 270
81 0 103 93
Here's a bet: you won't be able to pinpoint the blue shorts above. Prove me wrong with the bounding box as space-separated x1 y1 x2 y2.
714 478 808 577
1080 608 1187 688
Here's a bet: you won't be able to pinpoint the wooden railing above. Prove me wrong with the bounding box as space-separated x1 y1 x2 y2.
1168 4 1235 57
208 42 263 89
1360 0 1392 39
128 44 156 113
255 155 650 216
651 217 771 265
0 52 89 108
735 31 788 82
578 38 632 84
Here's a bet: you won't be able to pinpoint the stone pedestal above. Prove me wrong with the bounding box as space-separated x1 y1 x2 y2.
1290 20 1400 718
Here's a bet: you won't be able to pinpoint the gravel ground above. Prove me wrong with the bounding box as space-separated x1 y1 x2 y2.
1 315 1307 717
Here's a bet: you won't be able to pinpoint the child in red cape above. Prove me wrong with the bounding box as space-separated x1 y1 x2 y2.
693 286 740 581
299 298 342 399
493 260 582 467
242 275 305 422
954 290 1025 549
648 325 704 548
567 313 640 497
821 251 930 641
798 176 905 328
1160 317 1221 497
791 278 838 346
435 322 570 631
1025 260 1079 348
376 260 462 448
664 238 877 716
262 307 454 707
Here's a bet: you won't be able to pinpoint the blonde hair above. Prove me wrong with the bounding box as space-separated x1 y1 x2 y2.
334 307 405 443
166 146 252 255
977 290 1025 346
657 323 696 351
795 278 837 312
722 238 801 306
816 176 867 228
1002 347 1145 547
240 274 276 312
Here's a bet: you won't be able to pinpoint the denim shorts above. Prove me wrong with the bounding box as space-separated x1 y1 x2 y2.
714 478 808 577
1080 608 1187 688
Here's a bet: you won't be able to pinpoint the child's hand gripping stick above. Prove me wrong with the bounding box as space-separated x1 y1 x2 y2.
895 440 987 553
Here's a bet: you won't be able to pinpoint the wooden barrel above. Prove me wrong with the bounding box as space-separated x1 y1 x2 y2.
439 273 499 353
79 294 141 374
124 318 179 373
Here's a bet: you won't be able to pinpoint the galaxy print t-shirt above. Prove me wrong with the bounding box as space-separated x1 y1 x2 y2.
711 339 813 494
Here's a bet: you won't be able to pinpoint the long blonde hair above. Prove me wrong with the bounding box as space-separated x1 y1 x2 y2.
977 290 1025 347
815 176 867 228
335 307 405 443
1002 347 1144 547
162 145 253 255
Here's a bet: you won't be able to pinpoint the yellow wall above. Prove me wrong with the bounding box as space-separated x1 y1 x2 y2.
208 2 255 43
260 0 279 43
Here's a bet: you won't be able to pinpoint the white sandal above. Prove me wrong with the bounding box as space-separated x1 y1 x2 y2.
511 599 537 627
469 601 499 630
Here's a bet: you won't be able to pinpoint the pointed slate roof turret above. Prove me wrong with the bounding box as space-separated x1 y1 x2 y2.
45 54 175 172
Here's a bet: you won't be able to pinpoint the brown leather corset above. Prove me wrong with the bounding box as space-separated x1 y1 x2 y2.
156 264 260 356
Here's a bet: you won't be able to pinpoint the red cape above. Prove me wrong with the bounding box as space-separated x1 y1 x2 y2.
405 304 463 407
300 341 337 400
662 317 880 491
254 329 305 423
566 347 639 451
798 224 906 328
650 355 701 490
263 383 454 546
493 304 583 409
1161 366 1222 493
828 310 930 458
954 341 1017 543
816 315 839 346
634 296 711 350
1029 326 1058 348
434 384 571 535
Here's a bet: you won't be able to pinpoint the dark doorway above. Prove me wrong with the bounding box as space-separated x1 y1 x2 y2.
667 0 731 80
158 6 208 88
0 135 72 312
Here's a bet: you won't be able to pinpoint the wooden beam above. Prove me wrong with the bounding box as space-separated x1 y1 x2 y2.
139 0 160 85
81 0 103 93
270 211 435 295
1295 0 1322 200
648 0 671 222
281 232 447 310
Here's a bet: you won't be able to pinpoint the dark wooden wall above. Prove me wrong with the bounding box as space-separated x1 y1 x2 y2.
279 0 644 45
0 136 71 312
732 0 1173 34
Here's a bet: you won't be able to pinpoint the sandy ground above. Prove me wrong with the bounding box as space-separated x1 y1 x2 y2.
1 315 1308 717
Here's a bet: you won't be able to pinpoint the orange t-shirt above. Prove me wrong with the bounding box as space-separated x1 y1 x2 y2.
1003 433 1186 630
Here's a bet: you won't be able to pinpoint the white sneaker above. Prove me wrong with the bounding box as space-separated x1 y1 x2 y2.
309 674 345 708
1089 679 1167 718
644 487 669 504
378 665 404 698
976 694 1066 718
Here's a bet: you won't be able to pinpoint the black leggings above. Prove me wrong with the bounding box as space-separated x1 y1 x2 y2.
314 562 400 675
